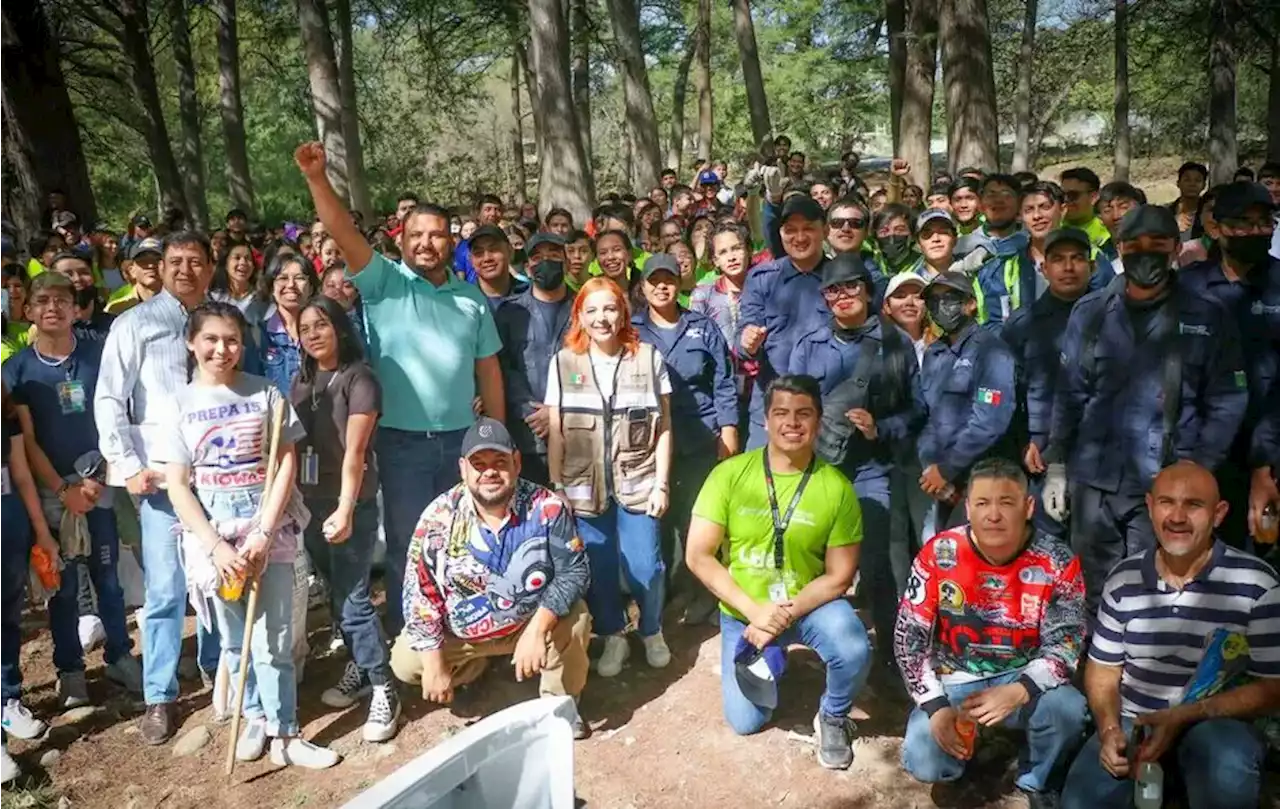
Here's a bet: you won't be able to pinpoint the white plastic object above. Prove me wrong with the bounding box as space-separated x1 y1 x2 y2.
1134 761 1164 809
341 696 577 809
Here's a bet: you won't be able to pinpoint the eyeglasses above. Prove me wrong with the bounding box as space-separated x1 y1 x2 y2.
821 280 867 300
30 296 73 309
829 217 866 231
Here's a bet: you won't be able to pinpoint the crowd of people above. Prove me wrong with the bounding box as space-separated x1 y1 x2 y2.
0 136 1278 808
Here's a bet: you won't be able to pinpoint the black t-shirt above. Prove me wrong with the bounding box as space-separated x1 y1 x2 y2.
289 362 381 501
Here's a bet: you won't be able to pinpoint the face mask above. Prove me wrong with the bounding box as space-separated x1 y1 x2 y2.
532 259 565 291
926 294 972 334
880 235 912 265
74 287 98 311
1222 233 1271 267
1123 251 1172 289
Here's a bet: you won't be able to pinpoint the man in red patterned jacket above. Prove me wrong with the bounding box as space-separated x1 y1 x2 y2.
893 457 1088 809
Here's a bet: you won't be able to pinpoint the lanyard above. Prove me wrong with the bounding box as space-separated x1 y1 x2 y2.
763 451 815 570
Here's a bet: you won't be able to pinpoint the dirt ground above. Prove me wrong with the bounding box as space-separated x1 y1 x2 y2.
7 592 1055 809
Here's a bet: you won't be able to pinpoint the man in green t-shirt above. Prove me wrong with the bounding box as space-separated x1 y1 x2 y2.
686 374 870 770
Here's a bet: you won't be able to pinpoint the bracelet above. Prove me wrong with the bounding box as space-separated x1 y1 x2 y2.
206 539 222 560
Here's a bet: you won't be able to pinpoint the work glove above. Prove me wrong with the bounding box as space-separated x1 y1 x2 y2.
1043 463 1069 522
760 164 785 204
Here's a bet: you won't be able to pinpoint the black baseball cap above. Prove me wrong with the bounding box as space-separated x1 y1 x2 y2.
461 417 516 458
1117 205 1178 242
779 195 825 224
130 237 164 260
131 213 153 229
1044 228 1092 255
819 253 873 290
1213 181 1275 221
925 270 975 299
468 224 509 247
526 232 567 255
641 253 681 281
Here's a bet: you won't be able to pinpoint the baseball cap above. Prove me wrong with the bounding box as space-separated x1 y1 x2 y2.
131 213 153 229
779 195 825 224
819 253 873 290
1213 181 1275 221
130 237 164 260
733 636 787 709
925 270 975 298
526 232 567 255
1044 228 1092 255
885 272 928 298
697 169 722 187
641 253 681 281
468 224 509 247
916 209 956 233
1116 205 1178 242
461 417 516 458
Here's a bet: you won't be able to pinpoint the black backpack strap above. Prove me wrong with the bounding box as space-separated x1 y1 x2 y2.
815 329 883 465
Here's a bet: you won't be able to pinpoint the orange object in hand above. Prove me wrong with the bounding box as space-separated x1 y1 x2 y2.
218 570 247 602
31 546 61 590
955 716 977 759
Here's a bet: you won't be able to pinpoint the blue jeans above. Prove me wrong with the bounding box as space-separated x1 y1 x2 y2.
719 599 871 735
1062 716 1264 809
302 495 389 684
204 488 298 736
901 671 1088 793
577 502 664 637
139 491 221 704
376 427 465 638
1 494 32 702
49 507 133 672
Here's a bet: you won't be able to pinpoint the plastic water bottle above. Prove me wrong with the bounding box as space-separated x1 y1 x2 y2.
1134 761 1163 809
1257 502 1278 546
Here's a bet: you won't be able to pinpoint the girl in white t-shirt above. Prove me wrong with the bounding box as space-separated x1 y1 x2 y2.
161 301 338 770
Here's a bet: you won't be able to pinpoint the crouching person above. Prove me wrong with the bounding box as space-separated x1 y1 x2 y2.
390 417 593 739
685 375 871 770
895 458 1088 808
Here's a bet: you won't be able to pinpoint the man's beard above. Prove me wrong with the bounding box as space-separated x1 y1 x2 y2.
471 482 514 508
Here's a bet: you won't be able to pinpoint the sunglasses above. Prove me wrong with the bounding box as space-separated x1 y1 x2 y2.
829 217 867 231
821 280 867 299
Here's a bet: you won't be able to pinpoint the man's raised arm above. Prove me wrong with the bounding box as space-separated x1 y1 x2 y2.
294 141 373 273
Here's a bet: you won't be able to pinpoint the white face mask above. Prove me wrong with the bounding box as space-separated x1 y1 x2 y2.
717 187 735 206
450 224 462 236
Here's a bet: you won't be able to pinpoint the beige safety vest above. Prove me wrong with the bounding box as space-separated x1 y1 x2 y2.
554 343 663 516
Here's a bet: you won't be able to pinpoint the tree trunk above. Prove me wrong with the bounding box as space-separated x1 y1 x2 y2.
119 0 186 216
1112 0 1131 181
1269 37 1280 163
1208 0 1237 185
900 0 939 189
732 0 771 145
694 0 713 162
511 50 528 205
1 1 98 235
605 0 662 192
297 0 352 204
334 0 371 220
1010 0 1037 173
212 0 255 217
939 0 1000 173
570 0 592 166
527 0 594 221
886 0 906 153
168 0 208 231
667 35 696 171
517 42 545 193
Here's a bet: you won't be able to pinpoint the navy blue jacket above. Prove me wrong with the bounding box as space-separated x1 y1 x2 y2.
918 323 1018 483
494 288 573 455
788 316 925 480
1002 292 1079 451
1046 277 1249 494
1253 374 1280 471
634 308 738 456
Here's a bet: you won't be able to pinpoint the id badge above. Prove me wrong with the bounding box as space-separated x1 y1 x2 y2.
768 580 788 603
300 447 320 486
57 380 87 414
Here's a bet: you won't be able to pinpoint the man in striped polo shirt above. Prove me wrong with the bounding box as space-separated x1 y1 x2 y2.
1063 461 1280 809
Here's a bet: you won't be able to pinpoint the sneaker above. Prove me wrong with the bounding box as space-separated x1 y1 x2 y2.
322 661 371 709
595 635 630 678
362 684 400 743
1 699 46 740
328 628 345 654
57 672 90 710
570 702 591 741
78 615 106 652
235 718 268 761
642 632 671 669
814 712 855 770
1020 788 1061 809
105 655 144 695
1 744 18 784
270 737 340 770
199 668 215 690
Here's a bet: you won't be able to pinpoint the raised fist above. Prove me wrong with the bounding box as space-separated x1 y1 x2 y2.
294 142 328 179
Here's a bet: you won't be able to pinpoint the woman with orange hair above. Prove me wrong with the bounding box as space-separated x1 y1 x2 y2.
544 277 673 678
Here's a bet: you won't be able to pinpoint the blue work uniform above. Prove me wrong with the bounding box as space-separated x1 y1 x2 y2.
494 288 573 485
736 256 828 448
482 278 530 313
1045 275 1250 610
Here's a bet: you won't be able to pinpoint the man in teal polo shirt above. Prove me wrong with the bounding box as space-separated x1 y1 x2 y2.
295 142 505 636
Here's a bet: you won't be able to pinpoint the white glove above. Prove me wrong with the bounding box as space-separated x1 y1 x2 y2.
1043 463 1069 522
760 164 785 204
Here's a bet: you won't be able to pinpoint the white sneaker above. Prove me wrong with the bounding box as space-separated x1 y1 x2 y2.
57 672 90 710
321 661 370 709
1 744 17 784
270 737 340 770
78 615 106 652
642 632 672 669
362 684 401 743
596 634 631 677
235 718 267 761
1 699 46 740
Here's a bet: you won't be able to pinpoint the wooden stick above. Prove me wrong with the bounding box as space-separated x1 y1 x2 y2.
225 397 287 778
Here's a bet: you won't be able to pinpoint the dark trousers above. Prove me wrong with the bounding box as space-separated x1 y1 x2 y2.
520 452 551 487
890 456 932 587
854 474 897 661
49 507 133 672
1 495 31 702
1069 484 1154 621
662 450 719 589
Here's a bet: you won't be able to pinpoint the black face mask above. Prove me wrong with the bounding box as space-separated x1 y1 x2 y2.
1123 251 1172 289
880 235 912 266
531 259 565 291
74 287 98 312
926 294 972 334
1222 233 1271 267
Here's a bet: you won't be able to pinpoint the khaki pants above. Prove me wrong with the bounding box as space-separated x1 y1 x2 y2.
390 600 592 698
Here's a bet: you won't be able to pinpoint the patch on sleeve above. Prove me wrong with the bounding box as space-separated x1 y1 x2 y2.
976 387 1003 406
1234 370 1248 389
